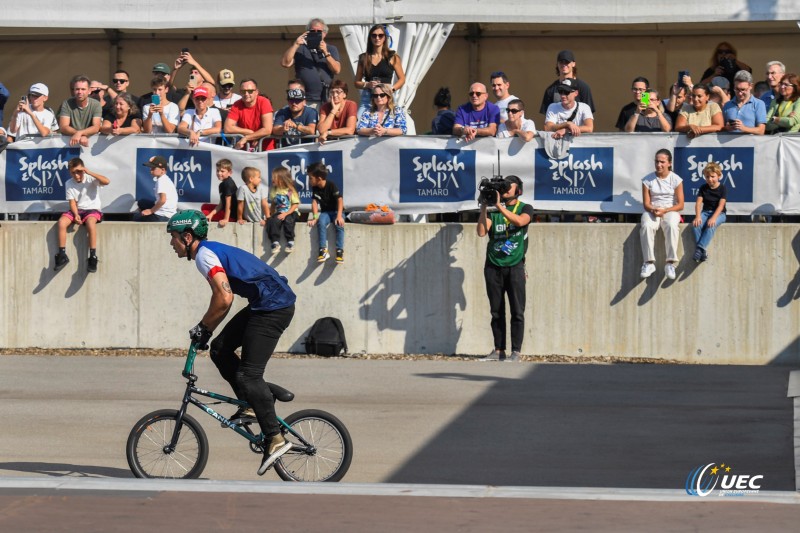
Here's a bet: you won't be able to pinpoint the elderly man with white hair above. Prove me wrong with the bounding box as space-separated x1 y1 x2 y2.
761 60 786 107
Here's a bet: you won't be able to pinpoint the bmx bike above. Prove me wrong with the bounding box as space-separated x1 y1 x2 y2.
125 342 353 481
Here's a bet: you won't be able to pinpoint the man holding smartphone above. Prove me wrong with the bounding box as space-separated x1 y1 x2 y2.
280 18 341 109
8 83 59 141
722 70 766 135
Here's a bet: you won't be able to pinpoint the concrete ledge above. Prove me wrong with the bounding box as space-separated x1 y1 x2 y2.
1 221 799 364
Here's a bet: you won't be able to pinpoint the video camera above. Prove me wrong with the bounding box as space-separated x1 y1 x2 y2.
478 177 512 206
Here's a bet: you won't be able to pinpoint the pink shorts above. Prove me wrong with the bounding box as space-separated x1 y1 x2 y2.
62 209 103 222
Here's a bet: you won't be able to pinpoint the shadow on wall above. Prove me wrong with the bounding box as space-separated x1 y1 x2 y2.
386 364 796 489
777 229 800 308
359 225 466 354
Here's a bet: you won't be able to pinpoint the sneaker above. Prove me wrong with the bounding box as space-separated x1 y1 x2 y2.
479 349 505 362
271 242 281 254
335 248 344 264
285 241 295 254
693 248 703 263
258 433 293 475
640 262 655 278
507 351 521 362
54 251 70 272
665 263 676 280
701 250 709 262
317 248 330 262
229 406 256 424
87 256 98 273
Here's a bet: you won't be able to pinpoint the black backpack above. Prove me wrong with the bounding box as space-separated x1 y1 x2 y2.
305 317 347 357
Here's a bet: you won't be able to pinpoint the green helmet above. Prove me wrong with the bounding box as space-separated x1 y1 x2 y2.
166 210 208 239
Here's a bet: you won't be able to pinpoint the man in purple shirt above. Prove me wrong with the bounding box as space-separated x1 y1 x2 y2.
453 82 500 141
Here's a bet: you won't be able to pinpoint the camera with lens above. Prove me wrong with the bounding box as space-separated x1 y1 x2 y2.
478 176 511 205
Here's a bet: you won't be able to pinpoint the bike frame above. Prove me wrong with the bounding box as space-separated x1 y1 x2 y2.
164 343 315 454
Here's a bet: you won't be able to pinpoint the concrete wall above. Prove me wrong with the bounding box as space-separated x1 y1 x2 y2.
1 221 799 365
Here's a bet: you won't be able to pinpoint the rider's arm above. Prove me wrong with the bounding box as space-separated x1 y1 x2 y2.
202 270 234 331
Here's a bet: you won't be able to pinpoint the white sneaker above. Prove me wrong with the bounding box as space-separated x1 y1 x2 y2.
665 263 676 280
258 434 293 475
640 263 656 278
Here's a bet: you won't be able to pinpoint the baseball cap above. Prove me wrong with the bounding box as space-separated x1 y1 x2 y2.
218 69 235 85
143 155 168 169
152 63 171 74
29 83 49 96
710 76 730 90
557 50 576 63
287 88 306 100
557 78 579 93
193 86 210 99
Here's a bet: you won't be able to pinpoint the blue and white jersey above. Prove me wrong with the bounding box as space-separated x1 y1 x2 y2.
195 240 296 311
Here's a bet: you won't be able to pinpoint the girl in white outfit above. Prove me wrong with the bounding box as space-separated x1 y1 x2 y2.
640 148 684 280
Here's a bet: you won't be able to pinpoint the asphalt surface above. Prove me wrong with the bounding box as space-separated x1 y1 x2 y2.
0 355 797 530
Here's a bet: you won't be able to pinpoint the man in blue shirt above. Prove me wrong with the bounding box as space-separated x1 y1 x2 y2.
167 210 297 476
453 82 500 141
723 70 766 135
760 61 785 107
272 84 318 147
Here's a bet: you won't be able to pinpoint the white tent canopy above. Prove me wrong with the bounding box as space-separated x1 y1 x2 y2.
2 0 798 30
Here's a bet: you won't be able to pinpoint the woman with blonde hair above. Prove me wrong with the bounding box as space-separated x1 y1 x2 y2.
267 166 300 254
692 161 727 263
356 83 407 137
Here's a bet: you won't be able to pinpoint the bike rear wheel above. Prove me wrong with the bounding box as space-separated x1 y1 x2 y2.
275 409 353 482
126 409 209 479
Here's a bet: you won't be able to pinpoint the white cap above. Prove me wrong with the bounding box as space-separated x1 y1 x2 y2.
29 83 49 96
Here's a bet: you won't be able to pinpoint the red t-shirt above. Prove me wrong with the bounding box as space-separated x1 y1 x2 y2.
320 100 358 133
227 95 275 151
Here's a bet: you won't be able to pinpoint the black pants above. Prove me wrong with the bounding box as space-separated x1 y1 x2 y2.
267 212 298 243
209 304 295 437
484 261 526 352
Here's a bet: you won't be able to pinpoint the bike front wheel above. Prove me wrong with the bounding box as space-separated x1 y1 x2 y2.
275 409 353 482
126 409 209 479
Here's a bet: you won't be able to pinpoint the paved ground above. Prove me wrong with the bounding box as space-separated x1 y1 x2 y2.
0 355 797 530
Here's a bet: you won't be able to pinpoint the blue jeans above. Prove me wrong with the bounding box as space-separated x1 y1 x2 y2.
693 210 726 251
317 211 345 250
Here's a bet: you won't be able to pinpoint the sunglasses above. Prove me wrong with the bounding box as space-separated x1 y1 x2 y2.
90 89 102 94
241 89 257 94
221 84 234 90
717 49 734 54
469 91 484 96
288 98 305 103
112 78 128 84
507 108 522 115
370 33 386 39
371 93 388 99
557 89 572 95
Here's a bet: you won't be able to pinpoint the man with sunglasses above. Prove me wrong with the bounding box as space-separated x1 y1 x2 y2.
7 82 59 141
544 78 594 139
106 70 141 108
539 50 595 118
453 82 500 141
224 79 275 151
273 81 318 148
280 18 341 110
214 69 241 111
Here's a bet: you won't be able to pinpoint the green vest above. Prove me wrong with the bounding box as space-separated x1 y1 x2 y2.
487 200 529 267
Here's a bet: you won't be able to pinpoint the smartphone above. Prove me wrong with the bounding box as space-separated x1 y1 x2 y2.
181 47 190 53
678 70 690 88
641 92 650 106
306 30 322 50
189 73 198 83
20 95 27 105
151 94 161 106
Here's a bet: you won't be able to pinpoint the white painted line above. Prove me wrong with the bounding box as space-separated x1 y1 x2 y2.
0 477 797 504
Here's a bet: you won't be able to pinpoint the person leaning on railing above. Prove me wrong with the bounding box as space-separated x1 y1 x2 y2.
356 83 407 137
674 84 723 139
100 92 142 136
765 73 800 134
317 79 357 144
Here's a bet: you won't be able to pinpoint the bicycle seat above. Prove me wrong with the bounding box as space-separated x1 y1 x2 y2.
267 382 294 402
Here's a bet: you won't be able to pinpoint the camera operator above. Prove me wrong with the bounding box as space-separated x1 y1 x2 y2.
699 41 752 90
280 18 341 110
476 175 533 362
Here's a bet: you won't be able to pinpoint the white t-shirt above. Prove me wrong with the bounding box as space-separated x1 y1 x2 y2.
236 183 269 223
497 117 537 138
495 94 518 122
12 108 59 138
642 171 683 209
154 174 178 218
66 175 104 211
545 101 593 127
143 102 180 133
180 108 222 143
213 93 242 110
